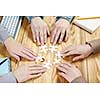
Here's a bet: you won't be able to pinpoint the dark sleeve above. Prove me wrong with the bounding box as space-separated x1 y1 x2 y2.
0 72 17 83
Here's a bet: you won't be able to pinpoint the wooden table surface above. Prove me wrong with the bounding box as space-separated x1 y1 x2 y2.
0 16 100 83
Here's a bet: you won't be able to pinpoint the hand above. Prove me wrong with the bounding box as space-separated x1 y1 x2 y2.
51 18 70 45
56 62 82 82
61 44 93 62
13 63 47 83
4 37 36 61
31 17 49 45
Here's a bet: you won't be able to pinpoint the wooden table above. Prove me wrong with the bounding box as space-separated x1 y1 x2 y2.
0 16 100 83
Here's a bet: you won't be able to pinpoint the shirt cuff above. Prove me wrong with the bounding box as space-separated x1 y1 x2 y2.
56 16 75 23
0 25 11 43
27 16 44 22
0 72 17 83
86 39 100 54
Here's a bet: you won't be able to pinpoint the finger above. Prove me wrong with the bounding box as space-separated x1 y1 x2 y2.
43 28 47 44
31 29 36 43
56 66 68 74
64 28 69 42
58 63 72 71
53 28 61 45
59 28 66 43
62 50 79 57
50 27 57 43
61 45 75 54
58 72 68 80
46 26 50 36
30 73 42 79
61 61 74 67
62 61 77 69
31 24 36 42
11 53 20 61
29 66 47 70
19 51 35 60
40 29 44 45
30 68 46 74
36 30 41 45
24 47 37 57
26 63 43 67
72 55 84 62
21 49 36 60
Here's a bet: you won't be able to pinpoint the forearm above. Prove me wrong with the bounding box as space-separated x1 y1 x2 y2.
0 72 17 83
86 39 100 54
71 76 87 83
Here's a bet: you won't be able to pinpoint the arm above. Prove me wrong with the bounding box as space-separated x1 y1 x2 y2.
0 17 36 61
0 63 47 83
86 39 100 54
0 24 10 43
56 16 75 23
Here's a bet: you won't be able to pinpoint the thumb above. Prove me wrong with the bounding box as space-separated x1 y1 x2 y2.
12 54 20 61
72 55 84 62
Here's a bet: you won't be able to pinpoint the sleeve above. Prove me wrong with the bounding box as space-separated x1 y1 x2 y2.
86 39 100 54
56 16 75 23
71 76 87 83
26 16 44 22
0 72 17 83
0 24 10 43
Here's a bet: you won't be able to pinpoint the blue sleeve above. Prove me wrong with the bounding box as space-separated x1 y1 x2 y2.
0 72 17 83
26 16 44 22
56 16 74 23
0 24 10 43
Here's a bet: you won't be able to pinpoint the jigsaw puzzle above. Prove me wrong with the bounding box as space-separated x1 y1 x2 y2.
35 45 63 69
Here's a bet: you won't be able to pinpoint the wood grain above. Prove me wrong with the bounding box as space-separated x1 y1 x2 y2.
0 16 100 83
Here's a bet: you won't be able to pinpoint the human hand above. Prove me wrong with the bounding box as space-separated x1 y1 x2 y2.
56 62 82 82
31 17 49 45
51 18 70 45
61 44 93 62
4 37 36 61
13 63 47 83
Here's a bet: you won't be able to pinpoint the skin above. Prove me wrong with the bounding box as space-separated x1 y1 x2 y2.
4 37 37 61
13 63 47 83
56 61 82 82
31 17 49 46
51 18 70 45
61 44 93 62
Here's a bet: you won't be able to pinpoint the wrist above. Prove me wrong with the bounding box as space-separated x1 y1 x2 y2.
56 16 75 23
71 76 87 83
4 36 13 46
28 16 43 22
85 42 94 54
13 71 20 83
